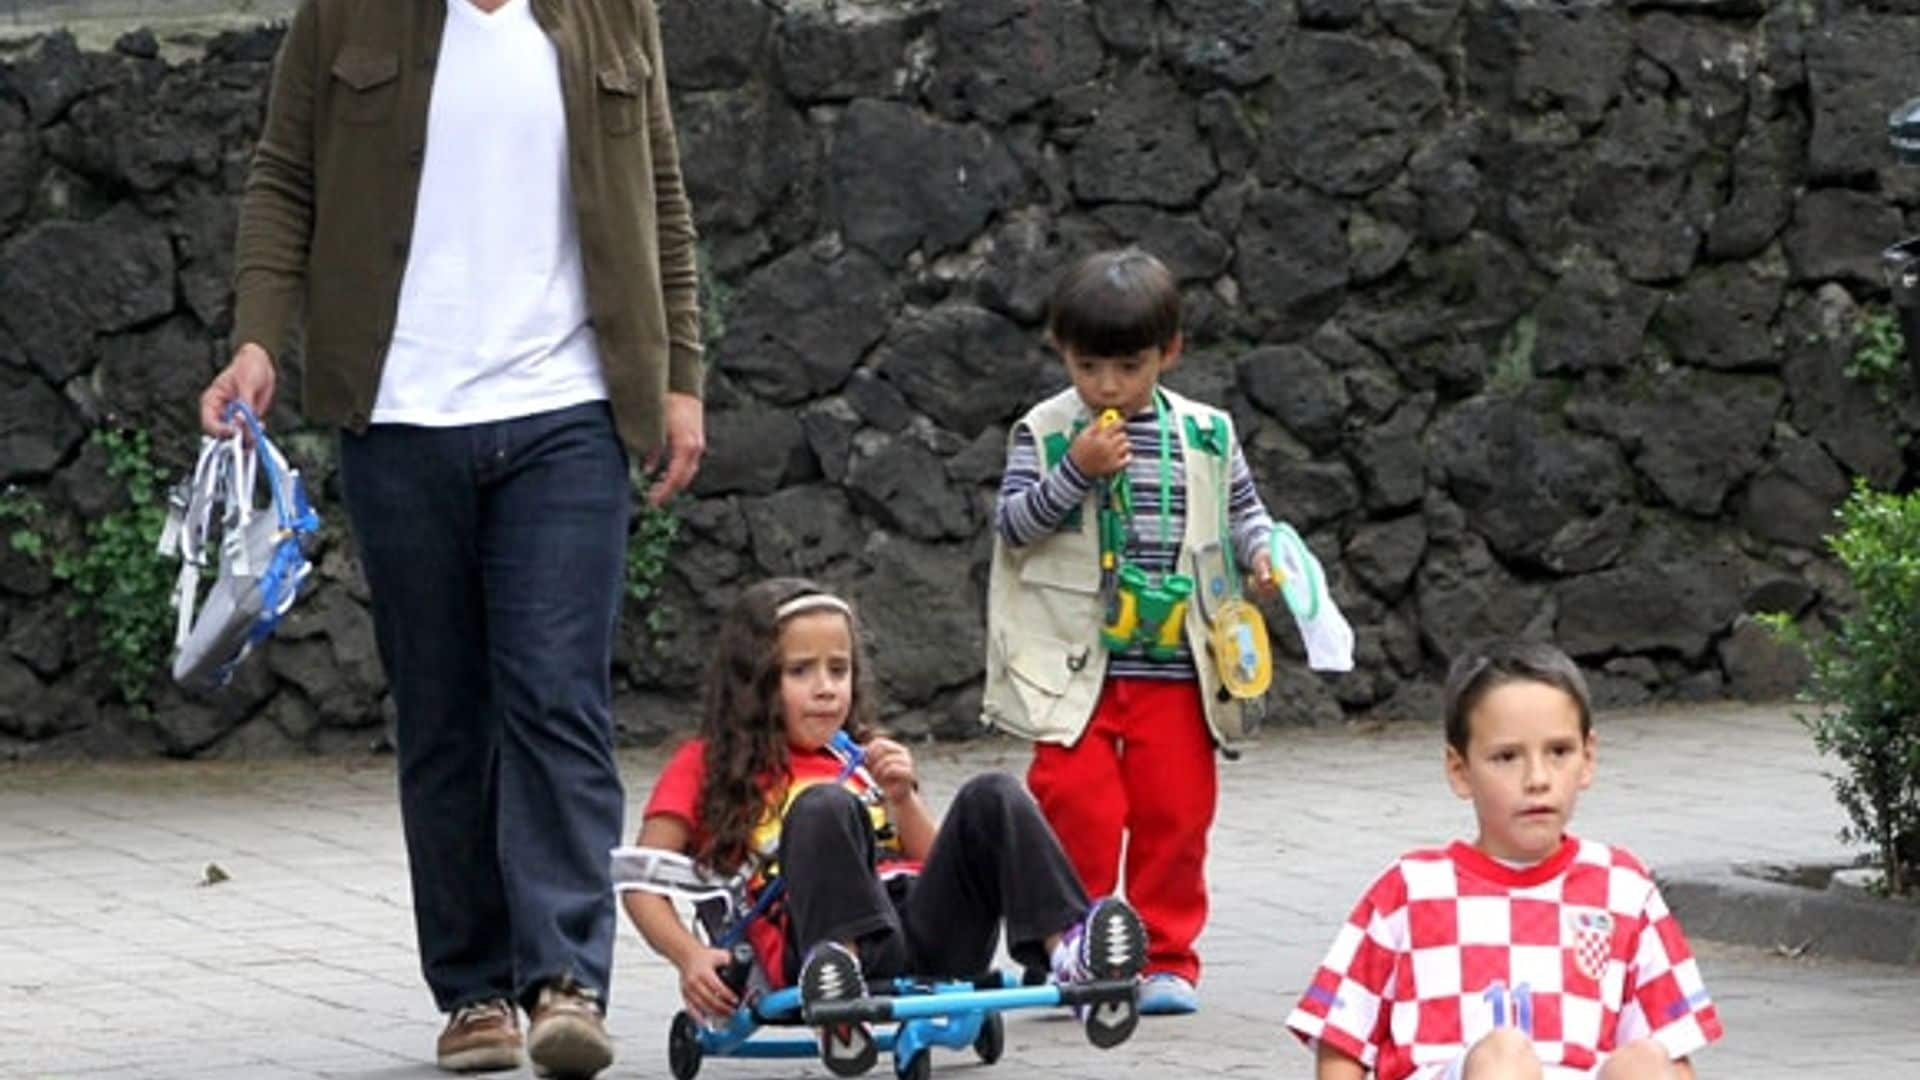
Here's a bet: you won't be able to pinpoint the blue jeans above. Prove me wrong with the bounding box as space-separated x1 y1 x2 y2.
338 401 630 1012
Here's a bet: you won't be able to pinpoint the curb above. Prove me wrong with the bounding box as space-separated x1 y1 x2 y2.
1658 861 1920 967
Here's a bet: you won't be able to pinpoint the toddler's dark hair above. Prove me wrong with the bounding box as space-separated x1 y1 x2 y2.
1442 640 1593 755
1047 248 1181 357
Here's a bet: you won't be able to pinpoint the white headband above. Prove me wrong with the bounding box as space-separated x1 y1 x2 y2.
774 593 852 622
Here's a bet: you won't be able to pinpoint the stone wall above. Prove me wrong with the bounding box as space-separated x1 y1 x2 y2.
2 0 1917 759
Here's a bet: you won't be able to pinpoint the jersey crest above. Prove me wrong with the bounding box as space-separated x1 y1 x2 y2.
1566 908 1614 982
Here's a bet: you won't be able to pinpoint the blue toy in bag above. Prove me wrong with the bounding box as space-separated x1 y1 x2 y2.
158 402 321 692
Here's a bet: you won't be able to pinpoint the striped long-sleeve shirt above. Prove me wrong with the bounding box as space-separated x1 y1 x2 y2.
995 405 1275 679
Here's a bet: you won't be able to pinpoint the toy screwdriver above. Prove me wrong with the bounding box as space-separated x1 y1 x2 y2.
1096 408 1124 578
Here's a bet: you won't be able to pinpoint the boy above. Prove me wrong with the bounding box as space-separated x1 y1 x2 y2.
1287 641 1723 1079
981 248 1279 1016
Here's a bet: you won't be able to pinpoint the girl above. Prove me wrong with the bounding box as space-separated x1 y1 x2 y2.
624 578 1147 1076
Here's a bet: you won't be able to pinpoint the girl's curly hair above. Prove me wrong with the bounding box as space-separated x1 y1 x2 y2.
694 577 878 873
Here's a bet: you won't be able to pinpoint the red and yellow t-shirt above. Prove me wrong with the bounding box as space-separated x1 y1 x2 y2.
643 737 919 984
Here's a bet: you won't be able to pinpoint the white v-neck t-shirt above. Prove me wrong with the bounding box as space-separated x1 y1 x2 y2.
371 0 608 426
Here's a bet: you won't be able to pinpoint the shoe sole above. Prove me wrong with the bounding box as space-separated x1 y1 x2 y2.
1079 899 1146 1050
819 1021 878 1077
1079 898 1148 981
436 1044 522 1073
1136 991 1198 1014
527 1015 613 1079
802 945 877 1077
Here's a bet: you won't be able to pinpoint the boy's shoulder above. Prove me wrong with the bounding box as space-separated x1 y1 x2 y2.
1563 834 1656 884
1157 384 1233 423
1013 387 1085 431
1350 845 1454 905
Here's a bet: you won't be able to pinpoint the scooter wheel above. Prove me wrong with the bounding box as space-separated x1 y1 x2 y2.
895 1048 932 1080
668 1011 703 1080
973 1012 1005 1065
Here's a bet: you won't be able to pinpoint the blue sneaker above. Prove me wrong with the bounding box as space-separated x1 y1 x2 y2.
1137 973 1199 1015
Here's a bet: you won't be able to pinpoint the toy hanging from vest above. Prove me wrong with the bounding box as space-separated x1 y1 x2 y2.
158 402 322 692
1093 394 1356 702
1094 404 1197 661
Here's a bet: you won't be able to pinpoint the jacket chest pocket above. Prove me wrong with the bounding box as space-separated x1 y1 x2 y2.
330 46 402 127
596 48 650 136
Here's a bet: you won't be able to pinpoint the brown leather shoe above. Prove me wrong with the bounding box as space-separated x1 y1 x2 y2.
436 998 522 1073
527 981 614 1079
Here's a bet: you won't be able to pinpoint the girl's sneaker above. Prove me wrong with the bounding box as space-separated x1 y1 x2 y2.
1137 972 1200 1016
1051 896 1147 1048
798 942 877 1076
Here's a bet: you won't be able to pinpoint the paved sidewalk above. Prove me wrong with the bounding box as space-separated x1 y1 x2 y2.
1 704 1914 1079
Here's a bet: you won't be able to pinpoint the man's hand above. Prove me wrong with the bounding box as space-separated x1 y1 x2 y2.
863 737 919 806
1066 413 1129 478
645 391 705 507
199 344 277 437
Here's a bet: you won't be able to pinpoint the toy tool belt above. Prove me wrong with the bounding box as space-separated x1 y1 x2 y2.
158 403 321 692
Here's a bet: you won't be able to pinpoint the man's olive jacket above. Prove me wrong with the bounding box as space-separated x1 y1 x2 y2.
232 0 703 454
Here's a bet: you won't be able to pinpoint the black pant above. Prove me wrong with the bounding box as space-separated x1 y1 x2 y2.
339 402 630 1012
777 773 1089 980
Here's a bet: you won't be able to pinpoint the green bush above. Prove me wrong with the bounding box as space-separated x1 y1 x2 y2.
697 242 732 346
51 429 175 705
1845 307 1908 405
0 487 47 559
626 498 681 638
1763 480 1920 897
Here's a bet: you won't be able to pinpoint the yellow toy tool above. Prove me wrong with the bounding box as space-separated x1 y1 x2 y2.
1096 409 1124 578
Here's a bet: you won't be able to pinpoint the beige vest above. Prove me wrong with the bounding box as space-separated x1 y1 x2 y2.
981 385 1261 748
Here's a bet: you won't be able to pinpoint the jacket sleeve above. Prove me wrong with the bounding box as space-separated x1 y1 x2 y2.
639 0 704 398
230 0 320 364
1226 436 1275 571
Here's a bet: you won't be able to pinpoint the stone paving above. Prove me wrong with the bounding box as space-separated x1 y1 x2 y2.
1 703 1915 1079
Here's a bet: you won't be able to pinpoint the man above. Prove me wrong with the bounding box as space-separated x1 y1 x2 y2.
199 2 703 1075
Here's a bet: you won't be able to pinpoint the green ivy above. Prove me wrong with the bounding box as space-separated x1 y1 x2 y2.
1490 315 1538 393
697 243 733 347
50 430 175 705
1845 307 1907 404
0 487 47 559
626 498 681 637
1761 480 1920 897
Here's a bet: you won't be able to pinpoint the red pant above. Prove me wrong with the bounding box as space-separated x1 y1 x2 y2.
1026 677 1217 984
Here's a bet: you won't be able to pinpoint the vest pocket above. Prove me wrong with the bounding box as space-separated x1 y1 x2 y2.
596 49 651 136
329 46 401 127
1001 630 1090 733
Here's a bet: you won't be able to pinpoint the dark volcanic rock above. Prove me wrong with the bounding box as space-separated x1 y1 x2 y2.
927 0 1103 122
0 206 175 384
830 100 1022 262
714 246 897 405
1428 389 1635 566
1257 32 1445 197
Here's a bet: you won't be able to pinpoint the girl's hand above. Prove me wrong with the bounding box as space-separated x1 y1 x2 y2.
1249 547 1280 600
863 737 919 805
678 946 740 1023
1067 414 1130 478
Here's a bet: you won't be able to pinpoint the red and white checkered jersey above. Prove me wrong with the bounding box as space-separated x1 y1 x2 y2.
1287 835 1722 1079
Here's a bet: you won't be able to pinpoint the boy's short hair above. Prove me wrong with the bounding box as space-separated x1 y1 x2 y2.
1442 640 1593 754
1047 248 1181 357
